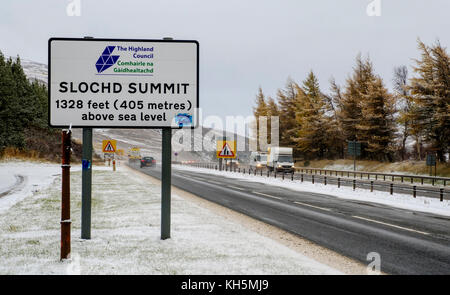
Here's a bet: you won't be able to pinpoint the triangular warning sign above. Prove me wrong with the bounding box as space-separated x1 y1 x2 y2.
219 142 234 157
104 141 115 152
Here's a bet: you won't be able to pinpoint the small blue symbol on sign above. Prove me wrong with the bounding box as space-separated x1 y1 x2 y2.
175 113 192 127
95 46 119 73
82 159 91 170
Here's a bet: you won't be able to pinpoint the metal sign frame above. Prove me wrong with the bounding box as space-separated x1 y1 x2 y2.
48 37 199 129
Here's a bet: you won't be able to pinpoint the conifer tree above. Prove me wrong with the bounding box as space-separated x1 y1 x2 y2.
337 55 371 143
294 71 328 159
393 65 416 160
277 78 300 148
0 54 25 150
266 96 279 145
0 52 52 154
325 78 345 158
252 87 268 150
408 40 450 162
357 76 396 161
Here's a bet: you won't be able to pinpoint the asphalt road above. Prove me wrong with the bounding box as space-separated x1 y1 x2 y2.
131 164 450 275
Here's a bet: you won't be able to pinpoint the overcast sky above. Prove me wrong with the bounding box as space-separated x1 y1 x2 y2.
1 0 449 131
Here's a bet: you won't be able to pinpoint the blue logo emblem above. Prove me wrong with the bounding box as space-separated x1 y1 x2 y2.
175 113 192 127
95 46 119 73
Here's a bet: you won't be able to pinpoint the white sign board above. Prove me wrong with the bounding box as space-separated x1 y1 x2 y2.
49 38 199 128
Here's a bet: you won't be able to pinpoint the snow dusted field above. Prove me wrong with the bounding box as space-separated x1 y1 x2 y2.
0 161 60 214
0 161 339 275
175 165 450 217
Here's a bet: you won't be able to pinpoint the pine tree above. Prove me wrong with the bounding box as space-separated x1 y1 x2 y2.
408 40 450 162
252 87 268 150
0 54 25 150
294 71 329 159
0 52 52 154
266 96 279 145
338 55 372 143
393 65 415 160
325 78 345 158
357 77 396 161
277 78 300 148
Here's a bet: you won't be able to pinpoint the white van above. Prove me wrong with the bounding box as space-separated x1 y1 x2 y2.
267 147 294 173
250 152 267 170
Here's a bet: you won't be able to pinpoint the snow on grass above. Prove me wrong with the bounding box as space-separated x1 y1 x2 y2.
0 160 60 214
174 165 450 217
0 162 340 275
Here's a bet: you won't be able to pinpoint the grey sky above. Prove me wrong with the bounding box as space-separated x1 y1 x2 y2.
1 0 449 131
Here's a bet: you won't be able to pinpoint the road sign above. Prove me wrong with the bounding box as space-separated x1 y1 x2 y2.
217 140 236 159
348 141 361 156
426 154 436 166
102 140 117 153
49 38 199 128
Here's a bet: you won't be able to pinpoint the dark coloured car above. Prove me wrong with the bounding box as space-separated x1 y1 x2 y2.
140 156 156 168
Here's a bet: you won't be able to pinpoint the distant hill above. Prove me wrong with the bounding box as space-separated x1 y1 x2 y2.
8 56 48 85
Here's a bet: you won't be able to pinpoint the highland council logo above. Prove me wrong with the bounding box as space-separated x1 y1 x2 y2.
95 46 119 73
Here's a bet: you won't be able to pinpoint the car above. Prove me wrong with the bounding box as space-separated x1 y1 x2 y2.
249 152 267 170
225 159 239 169
140 156 156 168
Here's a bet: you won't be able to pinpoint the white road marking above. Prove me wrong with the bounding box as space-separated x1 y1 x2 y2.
252 191 282 200
226 185 246 191
204 180 222 185
294 201 331 212
352 215 430 236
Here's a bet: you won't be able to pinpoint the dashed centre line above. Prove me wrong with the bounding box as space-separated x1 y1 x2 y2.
293 201 332 212
252 191 282 200
352 215 430 236
226 185 246 191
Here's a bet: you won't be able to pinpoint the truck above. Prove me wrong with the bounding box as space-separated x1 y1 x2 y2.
249 151 267 170
128 147 141 164
266 147 294 173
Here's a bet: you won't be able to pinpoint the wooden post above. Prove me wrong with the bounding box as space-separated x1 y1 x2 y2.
61 129 71 260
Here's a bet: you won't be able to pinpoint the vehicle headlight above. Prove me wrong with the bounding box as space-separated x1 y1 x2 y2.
257 164 261 167
292 165 295 168
277 164 282 168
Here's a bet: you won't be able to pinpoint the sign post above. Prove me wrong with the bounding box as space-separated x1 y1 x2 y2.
348 141 361 171
81 127 92 239
426 153 436 176
161 128 172 239
81 36 93 240
61 129 71 260
161 37 173 240
49 37 199 243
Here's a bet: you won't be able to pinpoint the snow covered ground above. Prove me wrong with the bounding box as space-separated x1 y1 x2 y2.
0 161 340 275
174 165 450 217
0 161 60 214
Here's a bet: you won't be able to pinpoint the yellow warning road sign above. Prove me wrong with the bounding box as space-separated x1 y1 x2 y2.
102 140 117 153
216 140 236 159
